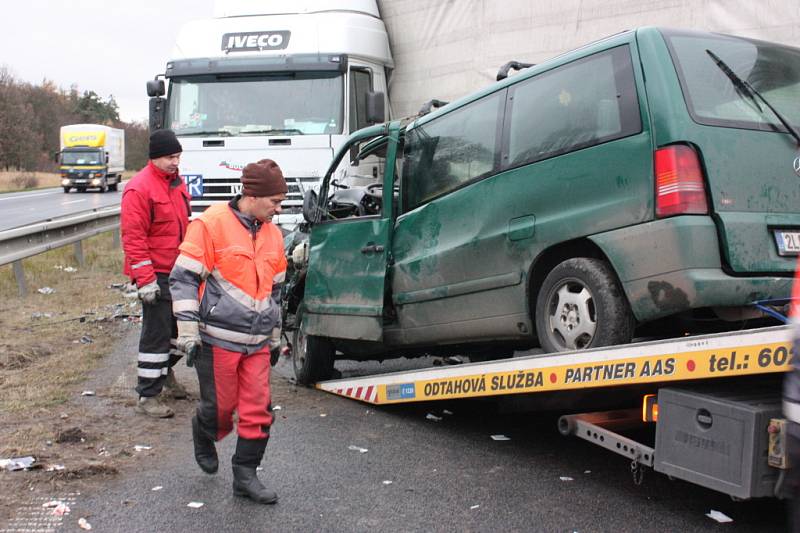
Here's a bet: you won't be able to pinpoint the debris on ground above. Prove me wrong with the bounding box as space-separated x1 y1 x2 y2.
152 486 163 491
133 445 152 452
187 502 204 509
347 445 368 454
490 435 511 441
37 287 56 294
560 476 574 481
56 427 87 443
382 480 393 485
706 510 733 523
320 413 327 417
45 464 66 472
584 470 591 474
0 456 36 471
425 413 442 422
470 504 480 510
81 390 96 396
78 336 94 344
273 405 282 411
64 267 78 273
30 312 54 320
51 502 71 516
78 517 92 530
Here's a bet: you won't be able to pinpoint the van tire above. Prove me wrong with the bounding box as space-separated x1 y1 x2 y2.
535 257 634 353
292 309 335 385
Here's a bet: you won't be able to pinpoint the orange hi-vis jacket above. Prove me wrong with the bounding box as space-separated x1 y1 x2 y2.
169 200 287 354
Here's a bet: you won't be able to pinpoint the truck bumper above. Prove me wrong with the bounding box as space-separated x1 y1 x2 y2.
589 216 793 322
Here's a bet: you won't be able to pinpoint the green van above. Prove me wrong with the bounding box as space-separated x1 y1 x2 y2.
286 27 800 383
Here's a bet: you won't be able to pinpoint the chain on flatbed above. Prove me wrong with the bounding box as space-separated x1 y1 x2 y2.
315 325 793 405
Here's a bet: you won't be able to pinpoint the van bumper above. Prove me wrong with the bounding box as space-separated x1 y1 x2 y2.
589 216 793 322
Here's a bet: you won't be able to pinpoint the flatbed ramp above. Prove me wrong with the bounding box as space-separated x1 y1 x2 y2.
316 325 793 405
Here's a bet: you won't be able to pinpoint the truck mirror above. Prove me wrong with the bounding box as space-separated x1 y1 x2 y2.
105 153 110 164
302 189 320 223
146 79 165 97
149 97 166 132
366 91 385 124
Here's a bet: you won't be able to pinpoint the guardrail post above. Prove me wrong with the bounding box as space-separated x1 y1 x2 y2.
13 260 27 297
73 240 85 267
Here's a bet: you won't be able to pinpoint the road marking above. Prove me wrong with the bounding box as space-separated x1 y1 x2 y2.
0 190 61 201
62 199 86 205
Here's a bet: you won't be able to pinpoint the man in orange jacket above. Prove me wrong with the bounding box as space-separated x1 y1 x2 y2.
169 159 287 504
121 129 190 418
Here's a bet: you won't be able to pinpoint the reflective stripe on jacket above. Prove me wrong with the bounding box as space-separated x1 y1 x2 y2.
121 161 190 286
169 200 287 354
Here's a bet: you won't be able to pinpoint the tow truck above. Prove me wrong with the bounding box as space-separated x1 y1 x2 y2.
308 316 793 500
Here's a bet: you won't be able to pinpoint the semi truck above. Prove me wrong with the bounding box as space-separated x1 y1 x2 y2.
58 124 125 193
146 0 393 226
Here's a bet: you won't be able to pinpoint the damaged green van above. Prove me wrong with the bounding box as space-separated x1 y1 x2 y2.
286 27 800 383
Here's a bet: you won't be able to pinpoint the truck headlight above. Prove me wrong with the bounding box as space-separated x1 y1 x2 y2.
91 178 101 186
61 179 70 185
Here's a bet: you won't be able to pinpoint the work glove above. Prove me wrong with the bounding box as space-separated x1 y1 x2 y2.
269 326 282 367
137 279 160 306
177 321 202 367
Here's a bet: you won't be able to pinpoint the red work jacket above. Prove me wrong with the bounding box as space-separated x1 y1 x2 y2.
121 161 190 287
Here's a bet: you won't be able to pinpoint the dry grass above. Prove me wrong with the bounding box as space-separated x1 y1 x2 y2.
0 171 61 192
0 231 129 420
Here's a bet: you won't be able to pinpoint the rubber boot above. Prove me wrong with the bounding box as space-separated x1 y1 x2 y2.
134 396 174 418
191 416 218 474
164 368 188 399
231 438 277 504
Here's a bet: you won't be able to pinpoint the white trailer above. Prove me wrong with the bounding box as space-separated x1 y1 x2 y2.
58 124 125 193
147 0 393 226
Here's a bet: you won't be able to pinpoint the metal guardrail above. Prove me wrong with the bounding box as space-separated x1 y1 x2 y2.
0 207 121 266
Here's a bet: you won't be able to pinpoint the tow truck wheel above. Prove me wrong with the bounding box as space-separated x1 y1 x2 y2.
535 257 634 353
63 186 71 193
292 309 335 385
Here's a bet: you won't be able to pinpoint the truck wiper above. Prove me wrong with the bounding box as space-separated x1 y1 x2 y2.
240 129 304 136
706 49 800 146
177 130 233 137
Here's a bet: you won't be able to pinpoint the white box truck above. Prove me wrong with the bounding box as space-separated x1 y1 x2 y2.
58 124 125 193
146 0 393 226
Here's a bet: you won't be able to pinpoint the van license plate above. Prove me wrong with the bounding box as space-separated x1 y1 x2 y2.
774 230 800 256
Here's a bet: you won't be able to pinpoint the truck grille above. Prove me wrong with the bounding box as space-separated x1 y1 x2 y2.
189 176 319 216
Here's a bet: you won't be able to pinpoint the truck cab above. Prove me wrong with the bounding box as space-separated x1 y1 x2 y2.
147 0 393 227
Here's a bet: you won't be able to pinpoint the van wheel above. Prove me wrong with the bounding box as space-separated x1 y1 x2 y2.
292 309 335 385
535 258 634 353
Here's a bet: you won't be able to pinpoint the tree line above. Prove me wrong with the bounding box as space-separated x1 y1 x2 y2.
0 67 150 173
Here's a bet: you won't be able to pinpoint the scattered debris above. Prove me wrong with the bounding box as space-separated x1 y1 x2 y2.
56 427 87 443
347 445 369 454
0 456 36 471
81 390 95 396
442 409 454 416
97 447 110 457
560 476 574 482
256 466 263 471
151 486 163 491
78 517 92 530
490 435 511 441
187 502 204 509
133 445 152 452
108 282 127 289
60 413 69 419
30 312 53 320
79 336 94 344
320 413 327 417
37 287 56 294
706 510 733 523
42 500 62 508
425 413 442 422
273 405 282 411
64 267 78 273
584 470 591 474
52 503 71 516
382 480 393 485
45 464 66 472
470 504 480 510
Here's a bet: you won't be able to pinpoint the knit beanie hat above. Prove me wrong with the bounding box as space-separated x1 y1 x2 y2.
241 159 288 197
149 129 183 159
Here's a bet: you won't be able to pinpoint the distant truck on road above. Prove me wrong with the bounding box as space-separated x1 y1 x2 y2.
58 124 125 193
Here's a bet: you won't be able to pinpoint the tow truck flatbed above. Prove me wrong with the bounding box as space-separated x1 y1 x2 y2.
316 325 792 405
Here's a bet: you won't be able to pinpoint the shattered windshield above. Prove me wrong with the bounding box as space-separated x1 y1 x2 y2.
664 29 800 132
167 72 344 136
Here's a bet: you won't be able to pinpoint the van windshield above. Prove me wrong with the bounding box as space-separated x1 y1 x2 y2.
663 30 800 133
167 72 344 136
61 151 103 165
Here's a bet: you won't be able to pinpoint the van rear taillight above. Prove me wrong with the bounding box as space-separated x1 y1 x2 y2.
654 145 708 218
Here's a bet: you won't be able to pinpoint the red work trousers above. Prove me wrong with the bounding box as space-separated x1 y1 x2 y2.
194 342 273 441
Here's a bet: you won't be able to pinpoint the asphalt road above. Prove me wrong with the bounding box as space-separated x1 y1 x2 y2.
26 328 786 533
0 187 122 232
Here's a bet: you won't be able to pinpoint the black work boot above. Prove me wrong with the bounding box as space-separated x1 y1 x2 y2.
231 437 277 504
192 416 218 474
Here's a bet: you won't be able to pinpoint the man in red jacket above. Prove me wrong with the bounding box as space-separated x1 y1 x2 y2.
121 129 191 418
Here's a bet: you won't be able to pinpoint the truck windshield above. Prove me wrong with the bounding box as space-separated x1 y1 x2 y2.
167 72 344 136
61 151 103 165
663 30 800 133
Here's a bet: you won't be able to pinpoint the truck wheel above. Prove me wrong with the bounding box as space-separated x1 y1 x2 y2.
292 309 335 385
99 180 108 193
63 186 71 193
109 181 118 192
535 257 634 353
77 187 86 193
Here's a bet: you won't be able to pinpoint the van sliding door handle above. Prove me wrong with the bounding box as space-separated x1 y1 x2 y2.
360 244 385 254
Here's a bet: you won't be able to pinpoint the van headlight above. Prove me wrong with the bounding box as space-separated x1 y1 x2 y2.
91 178 101 186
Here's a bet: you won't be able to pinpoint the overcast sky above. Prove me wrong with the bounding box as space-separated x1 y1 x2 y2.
0 0 215 123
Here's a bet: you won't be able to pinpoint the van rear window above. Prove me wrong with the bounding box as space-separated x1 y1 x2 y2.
663 30 800 133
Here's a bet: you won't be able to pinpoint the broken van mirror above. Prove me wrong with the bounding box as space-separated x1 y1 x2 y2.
146 79 165 97
302 189 320 223
149 97 166 132
366 91 385 124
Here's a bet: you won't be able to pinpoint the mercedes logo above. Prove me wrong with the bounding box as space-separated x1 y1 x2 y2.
794 156 800 177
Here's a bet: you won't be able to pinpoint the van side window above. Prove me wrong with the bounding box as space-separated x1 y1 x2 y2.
505 46 641 167
403 91 504 211
349 69 372 132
